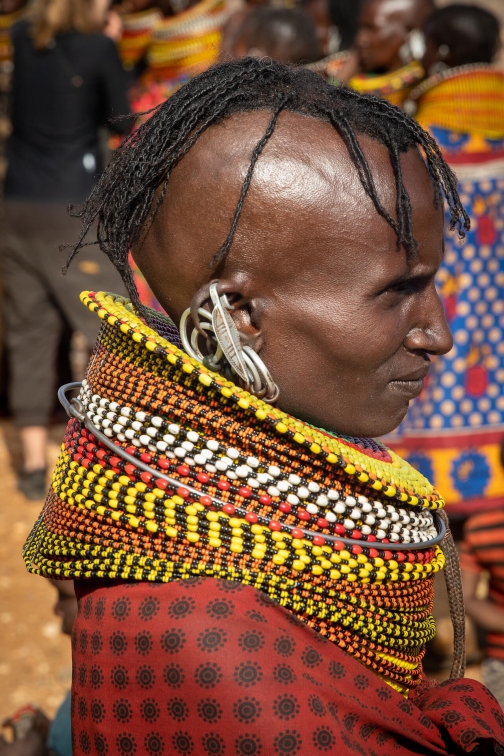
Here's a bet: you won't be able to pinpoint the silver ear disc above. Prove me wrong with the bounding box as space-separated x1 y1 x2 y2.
180 282 280 403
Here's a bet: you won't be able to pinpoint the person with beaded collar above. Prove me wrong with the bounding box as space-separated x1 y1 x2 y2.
333 0 434 106
115 0 162 82
24 59 504 754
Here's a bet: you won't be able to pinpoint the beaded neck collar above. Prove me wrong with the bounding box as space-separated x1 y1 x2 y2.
86 292 442 510
350 61 424 98
407 63 499 103
24 291 446 695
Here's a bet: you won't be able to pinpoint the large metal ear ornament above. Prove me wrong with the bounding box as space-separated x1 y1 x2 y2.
209 282 249 382
180 282 280 403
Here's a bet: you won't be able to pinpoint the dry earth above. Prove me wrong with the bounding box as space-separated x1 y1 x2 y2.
0 423 70 724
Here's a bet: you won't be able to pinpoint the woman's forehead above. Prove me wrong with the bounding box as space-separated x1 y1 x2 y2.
153 110 436 254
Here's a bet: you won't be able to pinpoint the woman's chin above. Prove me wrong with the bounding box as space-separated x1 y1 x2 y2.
311 404 410 440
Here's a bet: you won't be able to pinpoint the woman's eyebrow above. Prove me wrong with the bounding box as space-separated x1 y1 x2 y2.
378 265 436 291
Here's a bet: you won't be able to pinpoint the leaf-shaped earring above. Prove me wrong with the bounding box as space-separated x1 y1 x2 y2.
208 282 249 383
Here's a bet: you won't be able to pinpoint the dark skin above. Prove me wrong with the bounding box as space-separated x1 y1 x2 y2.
355 0 432 73
50 579 78 637
232 34 320 66
134 110 452 438
0 0 27 14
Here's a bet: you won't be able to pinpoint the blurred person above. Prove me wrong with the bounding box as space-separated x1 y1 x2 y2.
349 0 434 105
232 7 321 64
461 507 504 708
0 580 77 756
219 0 253 58
390 6 504 516
115 0 161 80
302 0 360 56
137 0 234 93
421 3 501 73
2 0 130 501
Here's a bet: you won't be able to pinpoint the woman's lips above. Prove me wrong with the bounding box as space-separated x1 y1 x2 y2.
388 377 425 398
388 366 430 398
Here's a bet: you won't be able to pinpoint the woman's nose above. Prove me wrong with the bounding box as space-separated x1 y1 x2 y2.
404 288 454 356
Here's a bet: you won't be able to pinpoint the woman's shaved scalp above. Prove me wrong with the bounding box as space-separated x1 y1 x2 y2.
65 57 469 313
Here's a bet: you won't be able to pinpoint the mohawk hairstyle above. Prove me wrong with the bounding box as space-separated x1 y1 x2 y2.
65 57 469 314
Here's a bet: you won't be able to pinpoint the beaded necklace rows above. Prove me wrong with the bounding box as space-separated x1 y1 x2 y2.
406 63 497 103
349 61 424 107
25 291 447 695
405 64 504 141
145 0 231 81
118 8 162 71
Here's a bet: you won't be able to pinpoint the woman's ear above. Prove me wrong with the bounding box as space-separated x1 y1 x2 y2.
188 280 264 353
225 295 263 352
182 279 278 402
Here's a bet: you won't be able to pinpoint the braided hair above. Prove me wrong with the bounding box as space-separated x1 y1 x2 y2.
65 57 469 313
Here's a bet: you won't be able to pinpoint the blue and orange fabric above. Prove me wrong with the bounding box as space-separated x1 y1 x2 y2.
391 66 504 516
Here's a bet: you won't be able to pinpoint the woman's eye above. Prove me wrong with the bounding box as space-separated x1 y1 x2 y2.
383 277 430 297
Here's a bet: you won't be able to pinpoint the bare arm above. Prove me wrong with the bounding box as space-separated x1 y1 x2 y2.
462 567 504 633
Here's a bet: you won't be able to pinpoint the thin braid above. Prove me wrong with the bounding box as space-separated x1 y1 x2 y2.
387 135 415 252
439 510 466 679
321 105 400 237
341 86 470 234
211 94 290 267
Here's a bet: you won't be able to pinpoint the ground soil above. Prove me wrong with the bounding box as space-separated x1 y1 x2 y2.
0 422 70 724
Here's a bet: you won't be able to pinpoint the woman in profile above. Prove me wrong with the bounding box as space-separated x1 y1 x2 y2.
2 0 128 500
25 59 504 754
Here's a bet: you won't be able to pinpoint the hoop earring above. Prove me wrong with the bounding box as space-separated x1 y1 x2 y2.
180 282 280 403
399 29 426 65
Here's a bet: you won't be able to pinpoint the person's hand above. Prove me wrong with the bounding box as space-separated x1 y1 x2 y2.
0 731 47 756
104 10 123 42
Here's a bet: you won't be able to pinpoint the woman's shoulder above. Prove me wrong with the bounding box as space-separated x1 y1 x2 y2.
11 18 30 42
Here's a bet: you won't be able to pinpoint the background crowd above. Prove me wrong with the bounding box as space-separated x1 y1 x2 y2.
0 0 503 752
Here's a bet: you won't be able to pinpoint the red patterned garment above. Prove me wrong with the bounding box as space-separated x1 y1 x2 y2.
72 578 504 756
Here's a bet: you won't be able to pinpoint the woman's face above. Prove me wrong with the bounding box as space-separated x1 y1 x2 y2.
135 110 452 438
